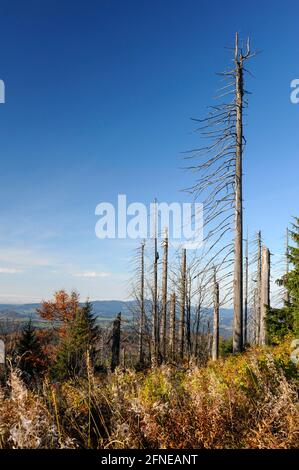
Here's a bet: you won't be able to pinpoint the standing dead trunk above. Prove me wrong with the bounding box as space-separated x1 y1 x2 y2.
244 235 249 345
256 230 262 345
168 292 176 361
185 34 254 354
194 303 201 358
233 32 244 353
111 312 121 372
284 228 290 304
151 200 158 367
160 228 168 361
138 241 145 365
186 273 192 359
260 246 270 345
179 249 186 360
212 270 219 361
207 323 213 360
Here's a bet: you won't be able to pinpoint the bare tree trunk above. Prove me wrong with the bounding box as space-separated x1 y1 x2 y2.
260 246 270 345
194 303 201 358
233 32 244 353
179 249 186 360
186 273 192 359
111 312 121 372
256 230 262 345
168 292 176 361
160 228 168 361
185 34 254 354
138 241 145 365
244 235 249 345
151 200 158 367
212 270 219 361
207 325 212 360
284 228 290 304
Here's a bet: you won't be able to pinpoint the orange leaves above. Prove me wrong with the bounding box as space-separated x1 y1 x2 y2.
37 290 80 336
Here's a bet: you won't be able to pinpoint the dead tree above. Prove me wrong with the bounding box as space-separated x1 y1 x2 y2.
151 199 159 367
184 33 255 354
255 230 262 344
160 228 168 361
212 269 219 360
244 234 249 345
247 230 262 345
168 291 176 361
194 302 201 358
111 312 121 372
260 246 270 345
138 240 145 365
179 248 186 360
129 240 148 366
188 262 208 361
194 292 204 359
284 228 290 304
232 33 251 353
186 271 192 359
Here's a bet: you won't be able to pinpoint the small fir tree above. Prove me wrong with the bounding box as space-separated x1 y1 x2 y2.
53 301 99 380
17 319 45 378
266 217 299 343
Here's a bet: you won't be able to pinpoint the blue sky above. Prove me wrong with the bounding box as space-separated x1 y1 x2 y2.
0 0 298 303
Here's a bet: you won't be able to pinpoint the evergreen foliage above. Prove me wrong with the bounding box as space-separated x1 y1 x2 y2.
17 319 45 378
266 217 299 343
53 301 99 380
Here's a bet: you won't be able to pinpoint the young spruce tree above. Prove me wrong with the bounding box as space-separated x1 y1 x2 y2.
53 301 99 380
17 319 45 379
266 217 299 343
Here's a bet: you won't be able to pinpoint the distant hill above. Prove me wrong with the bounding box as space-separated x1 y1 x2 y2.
0 301 233 337
0 301 134 324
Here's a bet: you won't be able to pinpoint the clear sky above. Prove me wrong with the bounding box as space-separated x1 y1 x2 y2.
0 0 298 303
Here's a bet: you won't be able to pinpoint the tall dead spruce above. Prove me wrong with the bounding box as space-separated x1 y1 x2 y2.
138 240 145 365
168 291 176 361
212 269 219 360
244 234 249 345
260 246 270 345
160 228 168 362
284 228 290 304
179 248 187 360
186 33 255 353
151 199 159 367
254 230 262 345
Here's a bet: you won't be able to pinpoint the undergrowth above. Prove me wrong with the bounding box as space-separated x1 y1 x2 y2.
0 340 298 449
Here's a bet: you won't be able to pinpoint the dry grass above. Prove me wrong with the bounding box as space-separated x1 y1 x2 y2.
0 340 298 449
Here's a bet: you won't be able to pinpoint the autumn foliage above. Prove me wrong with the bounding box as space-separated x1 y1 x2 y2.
37 290 80 336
